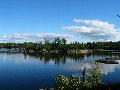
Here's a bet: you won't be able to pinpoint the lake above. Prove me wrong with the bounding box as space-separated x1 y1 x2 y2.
0 51 120 90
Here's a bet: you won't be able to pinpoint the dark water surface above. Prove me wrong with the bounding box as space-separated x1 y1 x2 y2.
0 52 120 90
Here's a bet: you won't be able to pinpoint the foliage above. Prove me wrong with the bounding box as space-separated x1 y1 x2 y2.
1 38 120 53
90 63 102 86
55 75 82 90
55 63 102 90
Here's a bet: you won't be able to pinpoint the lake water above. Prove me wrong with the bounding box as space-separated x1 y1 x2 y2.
0 51 120 90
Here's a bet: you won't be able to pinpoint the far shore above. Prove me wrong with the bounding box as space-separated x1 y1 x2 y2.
0 48 93 54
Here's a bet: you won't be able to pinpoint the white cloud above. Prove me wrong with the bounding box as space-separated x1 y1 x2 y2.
0 33 73 43
100 64 117 75
62 61 118 76
64 19 120 41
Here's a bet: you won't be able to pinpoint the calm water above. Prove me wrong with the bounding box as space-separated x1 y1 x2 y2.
0 52 120 90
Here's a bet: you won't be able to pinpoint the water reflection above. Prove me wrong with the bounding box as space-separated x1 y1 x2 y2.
93 51 120 57
25 53 88 64
0 51 120 89
25 51 120 76
1 51 120 74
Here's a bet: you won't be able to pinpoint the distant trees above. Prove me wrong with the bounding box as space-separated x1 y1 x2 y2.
0 38 120 53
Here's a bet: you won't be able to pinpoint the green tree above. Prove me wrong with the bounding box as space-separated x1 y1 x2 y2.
55 63 102 90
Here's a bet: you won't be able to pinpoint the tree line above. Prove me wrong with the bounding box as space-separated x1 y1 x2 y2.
0 37 120 53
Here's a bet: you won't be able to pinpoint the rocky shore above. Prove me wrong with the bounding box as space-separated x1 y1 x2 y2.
0 48 93 54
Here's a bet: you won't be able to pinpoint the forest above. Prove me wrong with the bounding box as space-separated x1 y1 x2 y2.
0 37 120 53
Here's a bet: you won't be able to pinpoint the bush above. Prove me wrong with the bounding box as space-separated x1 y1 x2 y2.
55 75 82 90
90 63 102 87
54 63 102 90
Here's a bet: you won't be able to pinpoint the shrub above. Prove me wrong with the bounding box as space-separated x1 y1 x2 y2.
54 63 102 90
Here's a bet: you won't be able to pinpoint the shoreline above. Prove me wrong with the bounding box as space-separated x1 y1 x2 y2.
0 48 93 54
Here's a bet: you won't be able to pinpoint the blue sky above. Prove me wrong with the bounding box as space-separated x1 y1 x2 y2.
0 0 120 42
